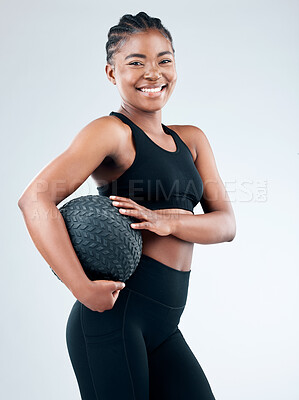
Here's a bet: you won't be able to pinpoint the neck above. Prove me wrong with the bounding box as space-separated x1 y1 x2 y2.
116 104 164 135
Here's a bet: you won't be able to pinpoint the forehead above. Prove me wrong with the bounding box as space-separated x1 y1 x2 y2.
117 29 173 58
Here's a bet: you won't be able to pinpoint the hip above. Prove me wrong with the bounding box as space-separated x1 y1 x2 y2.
76 254 191 347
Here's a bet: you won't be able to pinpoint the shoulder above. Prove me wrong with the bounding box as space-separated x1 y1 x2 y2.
83 115 129 137
66 115 131 161
166 124 207 162
76 115 130 146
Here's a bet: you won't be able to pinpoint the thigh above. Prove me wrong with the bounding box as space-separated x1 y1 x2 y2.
66 300 98 400
148 328 216 400
66 290 149 400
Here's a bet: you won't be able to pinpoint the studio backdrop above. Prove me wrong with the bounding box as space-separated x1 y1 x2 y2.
1 1 298 399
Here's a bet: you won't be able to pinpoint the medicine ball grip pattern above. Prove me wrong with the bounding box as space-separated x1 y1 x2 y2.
50 195 142 282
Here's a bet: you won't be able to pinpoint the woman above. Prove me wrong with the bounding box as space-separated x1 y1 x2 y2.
18 11 236 400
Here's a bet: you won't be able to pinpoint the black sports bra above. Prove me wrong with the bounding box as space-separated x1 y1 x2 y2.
97 111 204 214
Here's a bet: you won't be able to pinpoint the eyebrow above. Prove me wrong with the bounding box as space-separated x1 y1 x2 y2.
124 51 173 60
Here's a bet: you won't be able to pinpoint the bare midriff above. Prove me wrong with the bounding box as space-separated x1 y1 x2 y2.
141 208 194 272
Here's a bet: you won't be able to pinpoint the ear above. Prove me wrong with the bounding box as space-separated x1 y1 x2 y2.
105 64 116 85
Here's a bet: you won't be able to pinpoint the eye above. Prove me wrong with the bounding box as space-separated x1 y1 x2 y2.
160 59 172 64
129 61 143 66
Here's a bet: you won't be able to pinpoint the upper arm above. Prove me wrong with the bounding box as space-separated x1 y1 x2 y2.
18 116 122 207
190 125 234 216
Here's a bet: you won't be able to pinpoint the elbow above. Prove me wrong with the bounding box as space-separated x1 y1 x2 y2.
18 193 36 211
227 221 236 242
18 197 28 210
18 193 56 214
224 213 236 242
227 231 236 242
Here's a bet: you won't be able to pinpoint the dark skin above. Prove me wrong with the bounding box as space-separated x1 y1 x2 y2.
18 29 236 312
100 29 236 270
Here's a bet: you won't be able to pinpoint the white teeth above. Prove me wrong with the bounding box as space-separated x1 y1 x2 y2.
140 86 164 93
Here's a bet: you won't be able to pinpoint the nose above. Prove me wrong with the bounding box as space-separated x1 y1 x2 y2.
143 63 162 80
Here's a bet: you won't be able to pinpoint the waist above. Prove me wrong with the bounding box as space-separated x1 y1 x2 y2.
141 230 194 271
124 253 191 308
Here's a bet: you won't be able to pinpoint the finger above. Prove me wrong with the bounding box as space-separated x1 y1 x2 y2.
111 200 135 209
119 208 149 219
109 281 126 291
109 195 131 202
131 221 153 230
112 290 120 300
110 195 140 208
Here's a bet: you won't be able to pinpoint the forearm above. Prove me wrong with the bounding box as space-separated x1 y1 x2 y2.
169 211 236 244
18 199 90 296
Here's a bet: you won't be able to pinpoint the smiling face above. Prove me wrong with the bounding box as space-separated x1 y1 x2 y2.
105 29 177 113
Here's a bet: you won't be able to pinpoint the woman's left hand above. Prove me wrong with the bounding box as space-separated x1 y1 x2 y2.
109 195 174 237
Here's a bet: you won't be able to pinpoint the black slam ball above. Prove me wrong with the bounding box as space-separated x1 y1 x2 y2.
50 195 143 282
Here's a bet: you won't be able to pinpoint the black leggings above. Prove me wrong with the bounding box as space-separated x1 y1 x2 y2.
66 254 216 400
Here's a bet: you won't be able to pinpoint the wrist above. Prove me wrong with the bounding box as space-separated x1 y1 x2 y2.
68 275 92 297
168 213 181 236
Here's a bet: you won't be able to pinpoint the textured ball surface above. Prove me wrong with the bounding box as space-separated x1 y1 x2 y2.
50 195 143 282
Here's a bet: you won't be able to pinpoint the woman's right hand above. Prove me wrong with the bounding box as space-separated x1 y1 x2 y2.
74 279 126 312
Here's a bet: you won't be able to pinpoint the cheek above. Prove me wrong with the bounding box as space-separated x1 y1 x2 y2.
164 68 177 86
119 76 140 93
115 80 135 98
170 69 177 82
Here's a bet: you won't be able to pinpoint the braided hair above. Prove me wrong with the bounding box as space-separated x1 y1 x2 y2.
106 12 175 66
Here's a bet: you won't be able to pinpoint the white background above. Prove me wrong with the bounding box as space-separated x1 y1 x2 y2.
1 1 298 399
